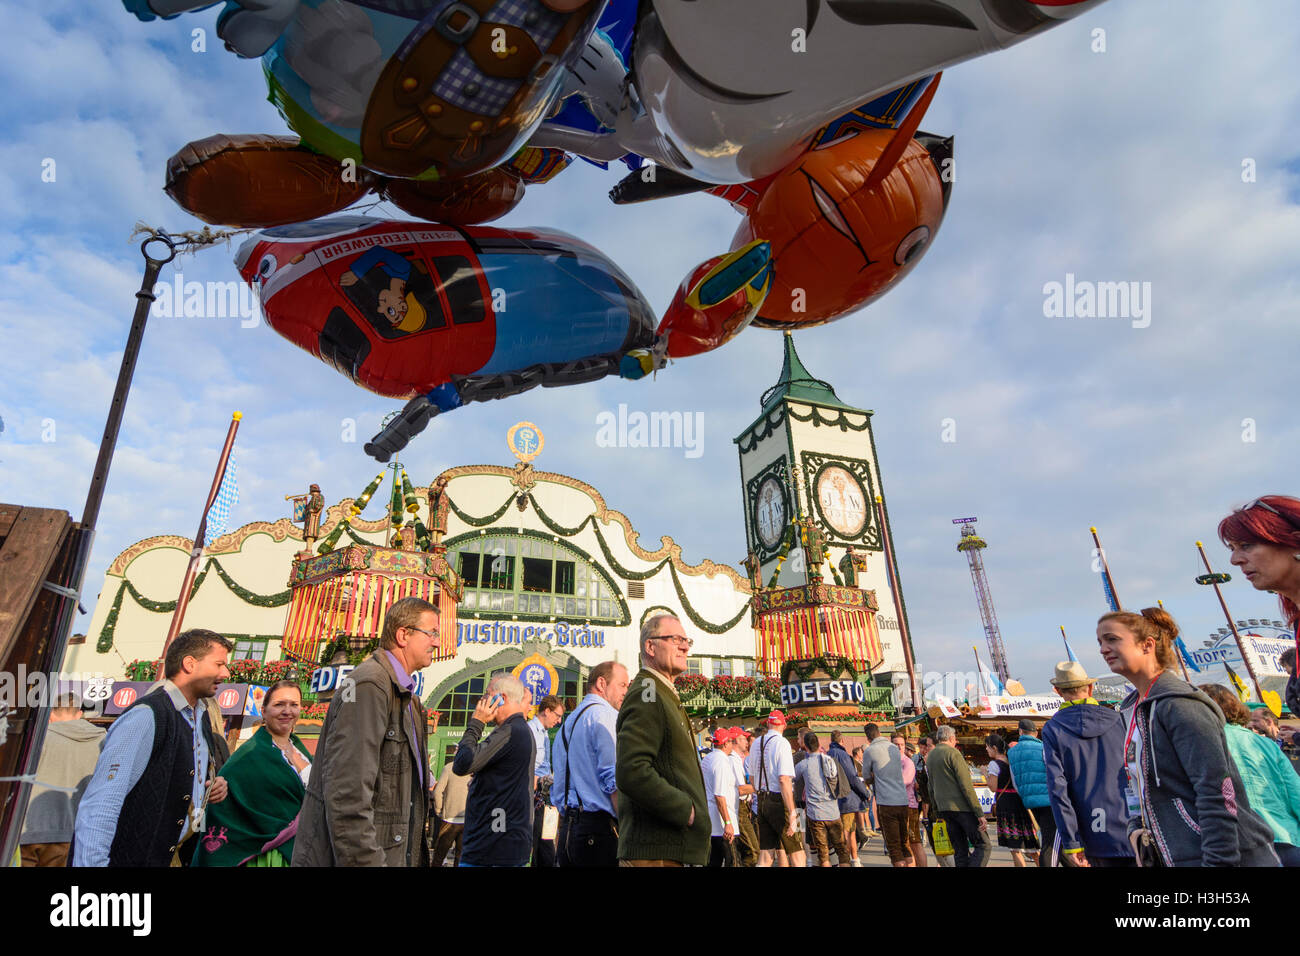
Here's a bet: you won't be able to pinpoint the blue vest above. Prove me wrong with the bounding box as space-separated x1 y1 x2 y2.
1007 735 1050 808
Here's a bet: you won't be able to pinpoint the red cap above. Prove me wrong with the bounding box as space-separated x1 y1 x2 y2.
766 709 787 725
712 727 733 743
729 726 748 737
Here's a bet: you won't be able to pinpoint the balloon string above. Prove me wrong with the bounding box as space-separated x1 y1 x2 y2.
129 221 256 257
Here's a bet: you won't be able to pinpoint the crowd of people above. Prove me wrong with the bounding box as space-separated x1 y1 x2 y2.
14 494 1300 868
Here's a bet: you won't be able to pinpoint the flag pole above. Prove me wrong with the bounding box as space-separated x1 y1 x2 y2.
875 495 921 713
1090 526 1121 610
1194 541 1263 700
1059 625 1070 658
162 411 242 656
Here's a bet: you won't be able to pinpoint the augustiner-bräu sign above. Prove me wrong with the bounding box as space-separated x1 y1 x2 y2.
780 678 866 708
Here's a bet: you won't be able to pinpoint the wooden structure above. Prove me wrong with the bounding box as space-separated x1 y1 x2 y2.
0 504 82 861
926 705 1055 763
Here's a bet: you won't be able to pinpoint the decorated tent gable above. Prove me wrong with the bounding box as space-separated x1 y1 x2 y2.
281 544 462 666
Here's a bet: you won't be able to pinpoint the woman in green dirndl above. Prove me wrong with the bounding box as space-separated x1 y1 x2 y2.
193 680 312 867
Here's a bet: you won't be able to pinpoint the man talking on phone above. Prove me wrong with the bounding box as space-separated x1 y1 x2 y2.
453 674 536 867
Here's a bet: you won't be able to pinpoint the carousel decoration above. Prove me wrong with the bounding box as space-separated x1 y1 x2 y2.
280 457 462 669
749 510 884 724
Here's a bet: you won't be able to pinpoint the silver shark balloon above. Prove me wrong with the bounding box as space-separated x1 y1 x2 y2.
625 0 1105 182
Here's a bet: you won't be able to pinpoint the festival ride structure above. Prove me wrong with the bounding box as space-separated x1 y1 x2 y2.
955 518 1011 685
279 462 463 705
121 0 1107 459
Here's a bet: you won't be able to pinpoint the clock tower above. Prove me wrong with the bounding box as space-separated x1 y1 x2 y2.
735 333 917 703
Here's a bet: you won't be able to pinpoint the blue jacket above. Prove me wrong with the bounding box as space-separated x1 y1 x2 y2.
1006 734 1049 809
1040 701 1133 859
828 742 870 814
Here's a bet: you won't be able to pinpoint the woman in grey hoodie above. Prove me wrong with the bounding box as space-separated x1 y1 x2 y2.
1099 607 1278 867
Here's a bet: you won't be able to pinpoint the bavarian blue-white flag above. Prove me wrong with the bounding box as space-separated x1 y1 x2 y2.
204 455 238 546
1099 567 1120 613
1174 635 1201 673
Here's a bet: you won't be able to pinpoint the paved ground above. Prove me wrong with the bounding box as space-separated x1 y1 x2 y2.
847 833 1030 868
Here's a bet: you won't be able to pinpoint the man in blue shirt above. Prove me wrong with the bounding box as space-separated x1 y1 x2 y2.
527 694 564 867
552 661 628 867
73 629 232 866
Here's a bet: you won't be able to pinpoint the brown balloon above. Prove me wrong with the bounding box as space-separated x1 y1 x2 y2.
380 167 526 225
165 134 375 228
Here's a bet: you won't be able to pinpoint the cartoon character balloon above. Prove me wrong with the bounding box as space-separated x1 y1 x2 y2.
122 0 1106 458
128 0 1100 224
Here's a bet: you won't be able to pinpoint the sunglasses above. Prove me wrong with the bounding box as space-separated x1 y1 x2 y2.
1236 498 1300 531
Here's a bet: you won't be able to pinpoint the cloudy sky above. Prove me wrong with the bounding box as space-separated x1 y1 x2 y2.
1 0 1296 693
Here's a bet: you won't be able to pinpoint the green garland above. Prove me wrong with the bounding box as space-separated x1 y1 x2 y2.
525 493 748 634
447 493 515 527
342 523 381 547
786 405 872 432
96 582 126 652
735 406 787 453
96 558 291 652
783 654 860 682
317 635 379 666
441 489 751 636
208 559 291 607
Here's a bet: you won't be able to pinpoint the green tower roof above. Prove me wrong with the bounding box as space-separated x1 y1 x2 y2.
757 331 860 417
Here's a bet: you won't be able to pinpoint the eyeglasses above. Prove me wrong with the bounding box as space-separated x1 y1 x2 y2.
653 635 694 649
1236 498 1300 531
405 626 439 640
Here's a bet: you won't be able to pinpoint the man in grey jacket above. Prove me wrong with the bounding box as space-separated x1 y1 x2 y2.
293 597 437 867
21 693 104 867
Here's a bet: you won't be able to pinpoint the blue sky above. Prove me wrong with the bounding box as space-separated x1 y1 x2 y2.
1 0 1297 692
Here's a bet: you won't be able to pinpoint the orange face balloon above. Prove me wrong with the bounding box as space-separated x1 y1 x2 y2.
733 128 950 328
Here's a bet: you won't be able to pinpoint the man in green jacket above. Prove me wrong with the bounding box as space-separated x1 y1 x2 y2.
615 612 710 866
925 725 990 867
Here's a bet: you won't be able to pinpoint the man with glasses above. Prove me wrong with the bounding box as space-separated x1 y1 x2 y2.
552 661 628 867
294 597 437 867
615 612 711 866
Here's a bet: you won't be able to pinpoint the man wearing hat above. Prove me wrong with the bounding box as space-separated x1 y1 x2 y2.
728 727 759 867
745 711 804 867
1040 661 1136 867
702 728 740 866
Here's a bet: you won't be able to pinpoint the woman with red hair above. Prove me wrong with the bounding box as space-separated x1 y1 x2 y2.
1217 496 1300 716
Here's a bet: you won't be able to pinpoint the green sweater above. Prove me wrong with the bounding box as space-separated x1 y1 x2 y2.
615 668 710 864
925 743 982 815
1223 723 1300 847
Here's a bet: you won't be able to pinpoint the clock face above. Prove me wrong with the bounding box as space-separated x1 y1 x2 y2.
754 477 787 549
815 465 868 538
